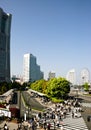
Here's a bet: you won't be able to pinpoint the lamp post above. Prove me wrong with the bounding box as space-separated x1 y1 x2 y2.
53 120 56 130
28 105 31 120
26 93 32 120
76 88 79 99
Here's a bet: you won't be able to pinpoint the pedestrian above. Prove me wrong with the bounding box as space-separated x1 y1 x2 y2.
72 111 74 118
17 123 21 130
60 125 64 130
43 121 47 130
47 123 51 130
38 112 42 119
57 120 60 127
31 118 37 130
4 123 8 130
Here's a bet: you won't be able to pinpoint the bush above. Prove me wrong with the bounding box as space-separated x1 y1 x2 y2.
51 97 64 103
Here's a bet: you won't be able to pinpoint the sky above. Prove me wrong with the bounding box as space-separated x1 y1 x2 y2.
0 0 91 82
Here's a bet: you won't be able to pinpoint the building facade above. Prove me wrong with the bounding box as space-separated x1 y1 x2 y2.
66 69 76 85
48 71 55 80
0 8 12 82
23 53 43 83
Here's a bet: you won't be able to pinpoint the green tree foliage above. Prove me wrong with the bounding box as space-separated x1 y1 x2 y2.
30 77 70 99
83 82 89 91
11 82 22 90
0 82 9 94
47 77 70 98
30 79 47 93
0 81 23 94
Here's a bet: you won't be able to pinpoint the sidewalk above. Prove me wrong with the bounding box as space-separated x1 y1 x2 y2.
0 120 18 130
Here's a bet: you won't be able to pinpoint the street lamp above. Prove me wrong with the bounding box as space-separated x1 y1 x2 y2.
26 93 32 120
76 88 79 99
28 104 31 120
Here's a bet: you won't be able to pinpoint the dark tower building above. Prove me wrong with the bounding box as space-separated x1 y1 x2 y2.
0 8 12 82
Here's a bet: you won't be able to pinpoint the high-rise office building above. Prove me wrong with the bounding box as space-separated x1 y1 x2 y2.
0 8 12 82
48 71 55 80
66 69 76 85
23 53 43 83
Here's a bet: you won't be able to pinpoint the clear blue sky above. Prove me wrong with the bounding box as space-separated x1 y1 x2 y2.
0 0 91 82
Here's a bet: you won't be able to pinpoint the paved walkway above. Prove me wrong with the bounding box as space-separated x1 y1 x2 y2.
0 121 18 130
28 90 89 130
43 110 88 130
0 112 89 130
81 103 91 108
0 91 89 130
63 117 88 130
58 115 88 130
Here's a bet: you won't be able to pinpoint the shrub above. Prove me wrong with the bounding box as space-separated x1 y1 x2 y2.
51 97 64 103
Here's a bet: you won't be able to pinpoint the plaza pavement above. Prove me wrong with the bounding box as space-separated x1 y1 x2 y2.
81 103 91 108
49 113 88 130
0 120 18 130
0 91 90 130
0 114 88 130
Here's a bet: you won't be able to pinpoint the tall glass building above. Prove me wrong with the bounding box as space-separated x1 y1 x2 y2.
23 53 44 83
0 8 12 82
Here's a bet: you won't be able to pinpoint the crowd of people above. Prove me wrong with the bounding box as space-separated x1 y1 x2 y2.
2 95 83 130
20 98 82 130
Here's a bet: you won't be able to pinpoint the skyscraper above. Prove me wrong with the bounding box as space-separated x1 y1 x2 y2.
48 71 55 80
66 69 76 85
0 8 12 82
23 53 43 83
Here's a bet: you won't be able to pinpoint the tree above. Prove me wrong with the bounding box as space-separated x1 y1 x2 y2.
30 77 70 100
47 77 70 99
83 82 89 91
11 82 22 90
0 82 9 94
30 79 47 93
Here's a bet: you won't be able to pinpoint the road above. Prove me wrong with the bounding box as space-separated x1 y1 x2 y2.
19 90 46 119
79 95 91 102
